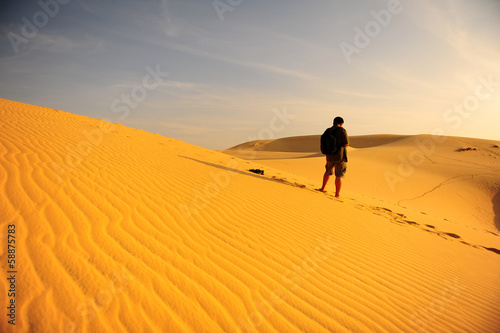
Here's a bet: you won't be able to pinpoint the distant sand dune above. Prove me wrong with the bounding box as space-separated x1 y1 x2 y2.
227 134 412 153
1 98 500 332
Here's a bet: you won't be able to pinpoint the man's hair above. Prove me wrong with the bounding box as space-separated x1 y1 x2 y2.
333 116 344 125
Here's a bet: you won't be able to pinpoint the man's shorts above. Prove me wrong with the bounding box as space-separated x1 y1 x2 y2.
325 160 347 178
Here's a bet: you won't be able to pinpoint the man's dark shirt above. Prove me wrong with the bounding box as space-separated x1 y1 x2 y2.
326 125 349 162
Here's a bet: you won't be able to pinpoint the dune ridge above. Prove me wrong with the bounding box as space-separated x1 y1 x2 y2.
1 98 500 332
227 134 412 153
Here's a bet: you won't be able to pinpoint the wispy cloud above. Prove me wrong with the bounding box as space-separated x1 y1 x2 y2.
161 121 218 135
33 32 103 54
165 42 318 81
75 1 105 16
410 0 500 77
330 87 398 100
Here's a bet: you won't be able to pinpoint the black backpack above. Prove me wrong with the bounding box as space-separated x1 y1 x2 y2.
320 127 340 155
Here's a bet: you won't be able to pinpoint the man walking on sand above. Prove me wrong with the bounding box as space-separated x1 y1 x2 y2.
318 116 349 197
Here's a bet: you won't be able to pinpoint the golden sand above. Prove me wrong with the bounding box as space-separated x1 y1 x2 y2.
1 98 499 332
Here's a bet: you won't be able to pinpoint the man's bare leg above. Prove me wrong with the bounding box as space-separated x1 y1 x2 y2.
319 173 330 192
335 177 342 197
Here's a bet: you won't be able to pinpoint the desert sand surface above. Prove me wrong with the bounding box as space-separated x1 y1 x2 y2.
1 98 500 332
225 134 500 233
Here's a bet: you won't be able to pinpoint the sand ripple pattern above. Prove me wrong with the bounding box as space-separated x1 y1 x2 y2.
1 99 500 332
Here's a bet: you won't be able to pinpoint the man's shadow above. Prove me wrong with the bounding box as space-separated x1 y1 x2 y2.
178 155 296 187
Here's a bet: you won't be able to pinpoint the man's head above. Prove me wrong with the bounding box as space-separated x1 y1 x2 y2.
333 116 344 126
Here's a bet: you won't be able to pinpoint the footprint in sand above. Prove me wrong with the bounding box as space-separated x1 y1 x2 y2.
485 230 499 237
405 220 418 225
482 247 500 255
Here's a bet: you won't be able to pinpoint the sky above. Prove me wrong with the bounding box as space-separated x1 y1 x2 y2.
1 0 499 150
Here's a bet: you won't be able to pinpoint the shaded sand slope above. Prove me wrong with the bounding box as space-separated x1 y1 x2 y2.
225 134 500 232
1 98 500 332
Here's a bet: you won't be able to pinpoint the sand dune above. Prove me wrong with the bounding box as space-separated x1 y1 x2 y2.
227 134 412 152
224 134 500 233
1 98 500 332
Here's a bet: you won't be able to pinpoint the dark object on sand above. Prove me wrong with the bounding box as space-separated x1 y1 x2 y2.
493 145 499 148
249 169 264 175
456 147 478 152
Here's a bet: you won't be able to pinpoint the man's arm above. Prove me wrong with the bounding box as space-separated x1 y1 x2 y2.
343 128 349 147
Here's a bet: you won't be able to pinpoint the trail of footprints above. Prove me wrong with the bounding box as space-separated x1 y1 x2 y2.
248 169 500 257
359 205 500 256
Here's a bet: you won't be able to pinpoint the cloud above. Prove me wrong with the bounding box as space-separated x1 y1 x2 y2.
410 0 500 77
160 81 197 90
76 1 105 16
166 42 317 81
161 121 217 135
32 32 103 53
3 28 105 59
